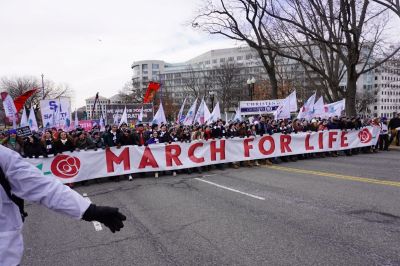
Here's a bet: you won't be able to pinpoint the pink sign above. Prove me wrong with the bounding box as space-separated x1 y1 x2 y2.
78 120 94 131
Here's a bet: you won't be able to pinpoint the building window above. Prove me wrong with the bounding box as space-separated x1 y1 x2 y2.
228 57 234 61
152 64 159 69
220 58 225 63
142 64 148 70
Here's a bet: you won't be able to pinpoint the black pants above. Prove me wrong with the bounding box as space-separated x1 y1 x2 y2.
377 134 389 151
389 130 400 146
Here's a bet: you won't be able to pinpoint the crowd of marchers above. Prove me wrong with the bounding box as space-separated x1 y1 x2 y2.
1 112 399 182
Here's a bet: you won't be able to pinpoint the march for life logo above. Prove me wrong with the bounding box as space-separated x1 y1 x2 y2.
358 128 372 143
51 155 81 179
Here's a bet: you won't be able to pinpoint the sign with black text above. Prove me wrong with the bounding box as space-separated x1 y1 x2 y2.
16 126 32 137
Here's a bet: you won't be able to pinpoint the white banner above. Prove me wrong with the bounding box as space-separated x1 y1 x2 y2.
26 127 379 184
40 98 71 129
240 98 297 115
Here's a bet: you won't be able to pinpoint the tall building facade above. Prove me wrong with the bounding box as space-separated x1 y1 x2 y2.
85 95 109 119
131 46 400 117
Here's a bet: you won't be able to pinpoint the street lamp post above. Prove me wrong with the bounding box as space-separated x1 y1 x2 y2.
247 77 256 101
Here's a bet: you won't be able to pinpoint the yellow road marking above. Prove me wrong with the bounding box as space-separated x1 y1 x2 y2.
262 165 400 188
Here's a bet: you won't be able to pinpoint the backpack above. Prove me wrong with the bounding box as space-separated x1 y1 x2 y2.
0 167 28 222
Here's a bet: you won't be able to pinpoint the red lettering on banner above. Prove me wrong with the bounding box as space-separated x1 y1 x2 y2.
318 132 324 149
106 147 130 173
165 144 182 167
259 135 275 155
328 131 338 148
243 138 254 157
188 142 205 163
210 140 226 161
341 131 349 147
305 134 314 151
138 146 159 169
280 135 292 153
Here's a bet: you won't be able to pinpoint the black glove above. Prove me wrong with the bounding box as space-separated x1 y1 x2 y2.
82 204 126 233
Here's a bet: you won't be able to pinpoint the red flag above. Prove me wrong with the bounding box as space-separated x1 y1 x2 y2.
13 88 38 112
143 82 161 103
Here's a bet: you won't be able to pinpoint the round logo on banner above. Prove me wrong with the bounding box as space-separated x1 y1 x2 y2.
358 128 372 143
51 155 81 179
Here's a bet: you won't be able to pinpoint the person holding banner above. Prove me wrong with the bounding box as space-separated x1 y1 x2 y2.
0 144 126 266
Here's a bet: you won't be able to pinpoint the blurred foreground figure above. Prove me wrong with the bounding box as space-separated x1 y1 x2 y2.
0 145 126 266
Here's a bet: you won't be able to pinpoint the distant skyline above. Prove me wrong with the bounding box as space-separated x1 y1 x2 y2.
0 0 237 108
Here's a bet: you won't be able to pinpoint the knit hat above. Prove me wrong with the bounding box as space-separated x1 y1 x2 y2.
8 129 17 135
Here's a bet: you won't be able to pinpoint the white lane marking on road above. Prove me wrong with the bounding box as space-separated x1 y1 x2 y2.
83 193 103 232
194 178 265 201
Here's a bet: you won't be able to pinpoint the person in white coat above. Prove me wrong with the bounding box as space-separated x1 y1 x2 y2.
0 145 126 266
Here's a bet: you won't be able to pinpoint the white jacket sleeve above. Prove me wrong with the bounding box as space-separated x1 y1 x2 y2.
0 145 90 220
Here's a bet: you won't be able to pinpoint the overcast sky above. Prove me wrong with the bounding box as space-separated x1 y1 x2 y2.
0 0 236 108
1 1 399 109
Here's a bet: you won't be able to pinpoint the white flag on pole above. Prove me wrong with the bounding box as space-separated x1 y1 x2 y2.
288 90 298 112
119 106 128 127
176 98 186 123
207 102 221 124
311 96 325 119
274 95 291 120
152 101 167 125
183 98 197 125
297 92 316 120
28 106 39 132
20 107 28 127
225 111 228 123
1 92 18 128
99 112 106 132
138 106 144 122
233 107 242 122
194 98 204 124
204 100 211 123
322 99 346 118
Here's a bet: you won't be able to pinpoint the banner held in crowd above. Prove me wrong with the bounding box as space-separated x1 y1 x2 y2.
40 98 71 129
26 127 379 184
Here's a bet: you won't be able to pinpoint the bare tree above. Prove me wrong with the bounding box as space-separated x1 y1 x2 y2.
181 66 202 98
373 0 400 16
117 80 144 103
192 0 280 98
213 62 245 112
264 0 400 116
356 89 375 116
1 75 73 112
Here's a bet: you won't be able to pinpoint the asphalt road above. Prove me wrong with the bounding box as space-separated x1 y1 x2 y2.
22 148 400 266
